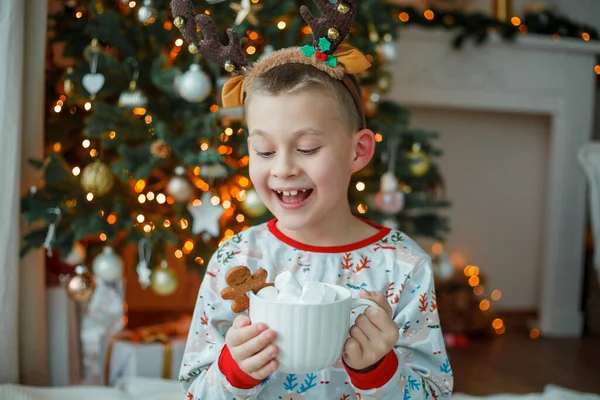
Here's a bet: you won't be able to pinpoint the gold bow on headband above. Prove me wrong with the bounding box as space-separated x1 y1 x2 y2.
221 45 372 109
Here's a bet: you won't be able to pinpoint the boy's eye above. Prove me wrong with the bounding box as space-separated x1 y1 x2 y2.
297 147 321 155
255 151 275 158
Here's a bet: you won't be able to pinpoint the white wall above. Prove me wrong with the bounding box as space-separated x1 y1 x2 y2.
411 108 551 310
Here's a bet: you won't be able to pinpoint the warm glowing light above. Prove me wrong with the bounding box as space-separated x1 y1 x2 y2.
239 177 250 187
223 200 232 209
225 127 234 136
356 182 366 191
530 328 540 339
157 193 166 204
211 196 220 206
468 276 480 287
180 218 189 229
84 102 92 111
424 10 434 20
236 214 245 223
432 243 444 255
137 214 145 223
479 299 490 311
134 180 146 193
86 193 94 201
175 250 183 259
109 131 116 139
82 140 91 148
100 233 107 241
200 142 209 151
138 194 146 203
54 105 62 113
492 318 504 330
357 204 367 214
90 149 98 157
511 16 521 26
495 326 506 335
184 240 194 251
175 39 184 47
147 192 155 201
491 289 502 301
143 224 152 233
246 46 256 55
195 257 204 265
399 12 409 22
129 1 136 8
473 285 485 296
277 21 287 30
582 32 591 41
375 133 383 142
72 167 81 176
76 11 83 18
145 115 153 124
210 104 219 112
163 220 171 228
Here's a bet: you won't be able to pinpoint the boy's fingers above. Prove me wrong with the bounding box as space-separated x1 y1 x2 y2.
227 322 268 347
232 315 251 329
240 345 278 374
233 329 277 360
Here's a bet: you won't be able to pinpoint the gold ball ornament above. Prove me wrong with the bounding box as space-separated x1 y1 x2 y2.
337 2 350 14
328 27 340 40
81 160 115 196
174 16 185 29
224 61 236 73
66 265 96 303
240 188 268 218
167 166 194 203
407 144 431 177
151 261 179 296
188 43 198 54
150 140 172 159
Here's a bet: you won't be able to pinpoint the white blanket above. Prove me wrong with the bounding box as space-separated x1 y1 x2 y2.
0 380 597 400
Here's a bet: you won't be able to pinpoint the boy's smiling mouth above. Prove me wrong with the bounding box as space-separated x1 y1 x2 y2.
272 188 314 207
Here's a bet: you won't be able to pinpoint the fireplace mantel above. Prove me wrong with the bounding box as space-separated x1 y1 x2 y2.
389 28 600 337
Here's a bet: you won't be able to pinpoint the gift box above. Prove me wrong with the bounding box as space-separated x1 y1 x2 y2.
101 318 191 385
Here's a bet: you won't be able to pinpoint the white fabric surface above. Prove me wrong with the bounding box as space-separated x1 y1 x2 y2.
0 0 48 384
0 380 597 400
0 0 26 383
578 142 600 286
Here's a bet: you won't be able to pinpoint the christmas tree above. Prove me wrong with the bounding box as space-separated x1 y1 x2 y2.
21 0 449 290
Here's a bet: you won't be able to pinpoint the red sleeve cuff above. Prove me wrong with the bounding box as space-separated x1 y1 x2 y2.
343 350 399 390
218 345 264 389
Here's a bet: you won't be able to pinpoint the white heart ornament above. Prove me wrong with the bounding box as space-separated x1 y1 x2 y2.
82 73 105 96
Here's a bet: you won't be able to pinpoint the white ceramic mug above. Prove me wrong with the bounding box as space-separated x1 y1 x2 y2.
248 284 379 374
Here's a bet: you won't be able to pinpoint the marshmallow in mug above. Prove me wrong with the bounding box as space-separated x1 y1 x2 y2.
257 271 338 305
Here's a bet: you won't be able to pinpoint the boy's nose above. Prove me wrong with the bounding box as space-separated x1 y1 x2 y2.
271 152 299 179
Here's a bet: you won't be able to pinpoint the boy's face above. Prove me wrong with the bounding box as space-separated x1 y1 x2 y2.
246 90 374 232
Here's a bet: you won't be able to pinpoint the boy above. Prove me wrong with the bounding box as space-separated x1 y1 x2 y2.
173 1 453 399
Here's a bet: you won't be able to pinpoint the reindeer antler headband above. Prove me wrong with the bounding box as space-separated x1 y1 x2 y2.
172 0 371 128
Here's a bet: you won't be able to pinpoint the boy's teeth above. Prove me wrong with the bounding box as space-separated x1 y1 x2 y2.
283 191 290 196
290 190 298 196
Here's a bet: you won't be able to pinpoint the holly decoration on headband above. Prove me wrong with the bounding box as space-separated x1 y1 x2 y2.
301 37 338 67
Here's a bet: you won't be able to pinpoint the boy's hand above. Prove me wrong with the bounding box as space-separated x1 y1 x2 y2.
343 290 399 372
225 315 279 380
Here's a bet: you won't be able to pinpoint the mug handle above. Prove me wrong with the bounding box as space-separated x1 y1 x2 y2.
351 298 380 310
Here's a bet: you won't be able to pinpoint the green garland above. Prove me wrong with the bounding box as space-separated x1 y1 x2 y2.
392 6 599 48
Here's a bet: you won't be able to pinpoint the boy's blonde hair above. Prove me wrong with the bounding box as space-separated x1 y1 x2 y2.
245 63 362 134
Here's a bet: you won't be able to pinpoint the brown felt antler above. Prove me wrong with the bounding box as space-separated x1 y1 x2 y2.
172 0 251 74
299 0 358 55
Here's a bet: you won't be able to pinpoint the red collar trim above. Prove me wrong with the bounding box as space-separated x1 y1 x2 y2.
267 218 391 253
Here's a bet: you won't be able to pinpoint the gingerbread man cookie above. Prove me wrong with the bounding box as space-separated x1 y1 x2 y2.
220 266 274 313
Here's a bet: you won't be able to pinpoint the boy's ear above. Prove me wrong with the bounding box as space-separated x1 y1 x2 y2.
350 129 376 173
